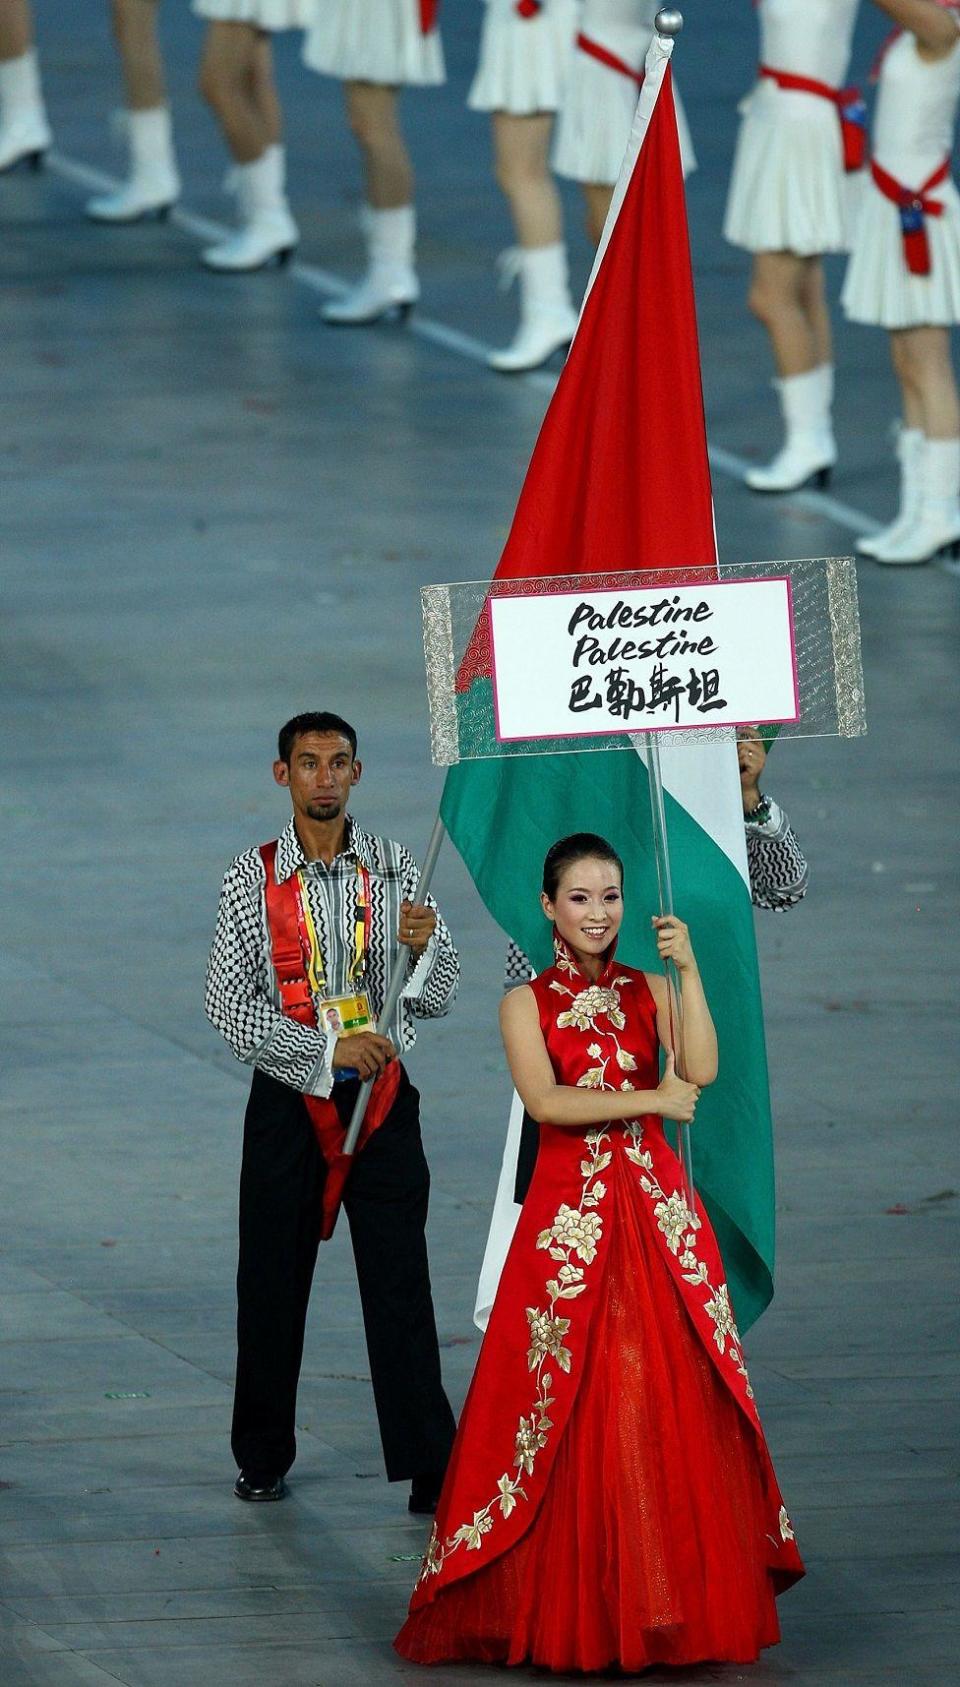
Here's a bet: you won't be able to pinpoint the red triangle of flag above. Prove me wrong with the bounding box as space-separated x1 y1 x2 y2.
459 60 715 691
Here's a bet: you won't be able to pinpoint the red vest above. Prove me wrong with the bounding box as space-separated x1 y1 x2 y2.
260 840 401 1238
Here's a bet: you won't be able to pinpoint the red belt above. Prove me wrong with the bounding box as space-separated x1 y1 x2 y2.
871 156 951 277
516 0 544 15
419 0 439 33
759 64 867 173
577 32 643 87
259 841 400 1240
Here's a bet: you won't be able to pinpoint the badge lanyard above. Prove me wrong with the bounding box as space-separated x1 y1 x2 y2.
293 862 371 998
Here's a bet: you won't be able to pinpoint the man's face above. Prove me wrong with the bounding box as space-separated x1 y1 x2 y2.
273 732 361 822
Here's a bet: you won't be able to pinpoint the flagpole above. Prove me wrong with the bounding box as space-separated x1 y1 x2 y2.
342 813 447 1155
643 733 697 1218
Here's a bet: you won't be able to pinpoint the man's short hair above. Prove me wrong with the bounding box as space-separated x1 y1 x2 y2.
278 712 358 764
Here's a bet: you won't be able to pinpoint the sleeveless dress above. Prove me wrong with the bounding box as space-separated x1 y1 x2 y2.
191 0 314 28
396 943 803 1674
842 30 960 328
302 0 445 86
724 0 861 255
552 0 697 183
468 0 579 117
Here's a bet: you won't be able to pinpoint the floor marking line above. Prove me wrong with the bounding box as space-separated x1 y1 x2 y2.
46 147 960 568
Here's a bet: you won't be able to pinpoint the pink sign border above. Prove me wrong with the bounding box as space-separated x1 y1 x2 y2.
487 574 801 745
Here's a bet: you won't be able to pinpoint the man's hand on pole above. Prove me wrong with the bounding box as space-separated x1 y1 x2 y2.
332 1033 397 1081
398 900 436 959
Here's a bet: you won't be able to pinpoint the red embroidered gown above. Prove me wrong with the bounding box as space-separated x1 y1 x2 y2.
395 945 804 1674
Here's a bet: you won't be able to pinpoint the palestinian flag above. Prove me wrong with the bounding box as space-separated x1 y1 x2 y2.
442 35 776 1331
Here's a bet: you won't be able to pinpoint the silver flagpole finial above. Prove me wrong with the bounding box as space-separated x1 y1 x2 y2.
655 8 684 35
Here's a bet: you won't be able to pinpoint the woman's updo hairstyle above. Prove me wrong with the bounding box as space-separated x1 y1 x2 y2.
542 833 624 901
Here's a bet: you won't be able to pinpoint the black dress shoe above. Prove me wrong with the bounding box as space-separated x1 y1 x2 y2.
409 1472 444 1516
234 1473 287 1502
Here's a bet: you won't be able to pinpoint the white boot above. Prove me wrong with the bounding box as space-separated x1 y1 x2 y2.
858 426 924 558
201 145 298 273
0 49 52 172
488 243 578 374
87 107 180 223
322 205 419 325
745 364 837 493
873 437 960 566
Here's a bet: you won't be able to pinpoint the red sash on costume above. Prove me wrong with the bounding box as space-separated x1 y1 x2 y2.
759 63 867 172
871 156 951 276
259 841 400 1238
577 31 643 87
419 0 439 33
516 0 543 16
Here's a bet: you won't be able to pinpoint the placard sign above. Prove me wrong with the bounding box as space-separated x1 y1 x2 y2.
489 578 799 742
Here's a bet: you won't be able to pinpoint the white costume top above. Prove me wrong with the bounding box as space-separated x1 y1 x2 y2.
468 0 579 117
192 0 315 27
552 0 696 184
723 0 861 256
843 28 960 329
303 0 445 86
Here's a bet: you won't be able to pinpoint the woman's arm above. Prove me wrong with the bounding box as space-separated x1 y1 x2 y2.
499 986 700 1126
871 0 960 57
647 916 719 1086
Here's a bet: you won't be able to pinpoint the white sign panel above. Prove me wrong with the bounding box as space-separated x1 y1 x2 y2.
489 578 799 742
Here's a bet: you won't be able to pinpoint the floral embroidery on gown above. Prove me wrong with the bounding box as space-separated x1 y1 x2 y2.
396 940 804 1674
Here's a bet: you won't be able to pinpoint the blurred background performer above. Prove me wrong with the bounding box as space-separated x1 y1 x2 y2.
0 0 52 171
468 0 579 373
87 1 180 224
724 0 864 494
553 0 697 248
843 0 960 565
195 0 309 272
302 0 444 326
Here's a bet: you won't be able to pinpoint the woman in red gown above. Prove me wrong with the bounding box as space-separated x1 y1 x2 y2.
395 832 804 1674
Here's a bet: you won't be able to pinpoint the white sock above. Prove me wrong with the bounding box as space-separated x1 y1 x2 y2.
922 437 960 505
125 106 176 173
365 204 416 267
519 243 574 316
777 368 832 436
0 48 45 119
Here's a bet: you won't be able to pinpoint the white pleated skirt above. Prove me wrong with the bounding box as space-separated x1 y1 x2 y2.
842 175 960 328
192 0 315 28
467 0 578 117
302 0 444 86
723 81 857 256
553 53 697 183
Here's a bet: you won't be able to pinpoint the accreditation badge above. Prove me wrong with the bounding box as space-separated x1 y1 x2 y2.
319 991 375 1038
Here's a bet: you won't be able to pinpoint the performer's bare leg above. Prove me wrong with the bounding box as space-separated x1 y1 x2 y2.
748 251 824 376
0 0 32 60
493 110 561 246
582 182 613 248
199 20 277 164
112 0 165 109
198 21 297 273
0 0 52 171
345 80 412 208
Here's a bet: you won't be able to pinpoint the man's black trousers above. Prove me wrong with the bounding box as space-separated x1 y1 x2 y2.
232 1065 456 1484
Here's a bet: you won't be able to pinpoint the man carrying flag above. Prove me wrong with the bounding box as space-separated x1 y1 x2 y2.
205 710 457 1512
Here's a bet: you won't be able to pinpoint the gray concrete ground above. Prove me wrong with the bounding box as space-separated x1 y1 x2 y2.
1 4 958 1685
